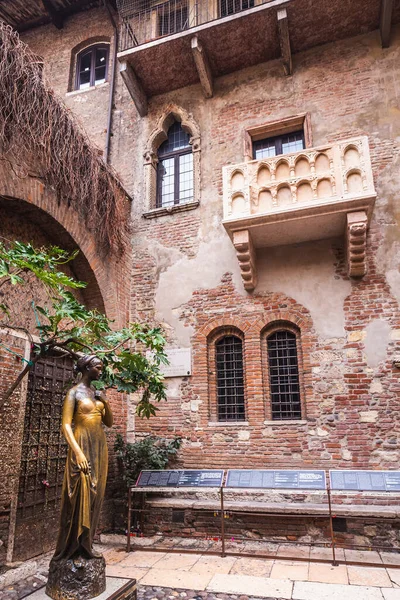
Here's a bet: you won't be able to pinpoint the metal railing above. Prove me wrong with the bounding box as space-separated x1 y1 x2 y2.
117 0 266 52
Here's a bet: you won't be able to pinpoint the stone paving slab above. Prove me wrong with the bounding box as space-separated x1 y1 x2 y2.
292 581 384 600
106 564 149 581
382 589 400 599
151 554 203 572
207 574 293 599
347 565 392 587
140 569 213 591
308 562 348 584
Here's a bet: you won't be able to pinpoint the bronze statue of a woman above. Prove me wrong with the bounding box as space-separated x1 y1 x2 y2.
46 355 113 600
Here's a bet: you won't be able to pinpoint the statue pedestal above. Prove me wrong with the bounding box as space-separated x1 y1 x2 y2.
33 577 136 600
46 556 106 600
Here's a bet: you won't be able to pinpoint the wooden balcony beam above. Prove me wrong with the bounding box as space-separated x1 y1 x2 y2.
119 60 148 117
277 8 292 76
191 36 214 99
40 0 64 29
380 0 394 48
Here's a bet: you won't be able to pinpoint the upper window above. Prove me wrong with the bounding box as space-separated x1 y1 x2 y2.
76 44 109 90
267 330 301 420
253 131 305 160
157 121 193 208
220 0 255 17
216 335 245 422
158 3 189 36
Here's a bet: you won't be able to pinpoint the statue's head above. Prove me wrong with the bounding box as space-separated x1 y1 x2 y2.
75 355 103 381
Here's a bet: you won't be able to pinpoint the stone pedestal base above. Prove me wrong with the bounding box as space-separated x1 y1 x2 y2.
46 556 106 600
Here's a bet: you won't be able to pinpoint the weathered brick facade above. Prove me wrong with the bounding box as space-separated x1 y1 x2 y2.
1 1 400 560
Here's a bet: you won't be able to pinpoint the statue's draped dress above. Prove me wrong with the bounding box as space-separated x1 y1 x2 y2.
53 396 107 560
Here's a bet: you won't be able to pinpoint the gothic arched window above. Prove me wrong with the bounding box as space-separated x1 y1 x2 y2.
156 121 193 208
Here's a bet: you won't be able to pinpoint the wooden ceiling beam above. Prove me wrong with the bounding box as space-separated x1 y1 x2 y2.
277 7 292 76
191 36 214 99
41 0 64 29
119 60 148 117
380 0 394 48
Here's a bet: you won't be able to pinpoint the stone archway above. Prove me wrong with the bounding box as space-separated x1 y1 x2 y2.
0 162 125 323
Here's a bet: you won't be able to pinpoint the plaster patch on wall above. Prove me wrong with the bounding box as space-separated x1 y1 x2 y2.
364 319 391 368
256 239 351 339
155 236 245 345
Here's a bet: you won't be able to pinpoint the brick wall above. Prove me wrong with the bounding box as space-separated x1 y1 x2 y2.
12 11 400 548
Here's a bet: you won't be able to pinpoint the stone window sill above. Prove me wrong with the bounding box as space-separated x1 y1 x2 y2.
208 421 249 427
65 82 109 97
263 420 307 425
143 200 199 219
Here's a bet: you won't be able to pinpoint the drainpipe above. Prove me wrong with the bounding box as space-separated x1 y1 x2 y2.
104 0 118 164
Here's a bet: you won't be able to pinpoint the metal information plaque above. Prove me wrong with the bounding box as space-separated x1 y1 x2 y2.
330 470 400 492
135 469 224 488
226 469 326 490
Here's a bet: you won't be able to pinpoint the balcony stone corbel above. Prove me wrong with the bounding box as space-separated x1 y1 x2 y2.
233 230 257 292
347 211 368 277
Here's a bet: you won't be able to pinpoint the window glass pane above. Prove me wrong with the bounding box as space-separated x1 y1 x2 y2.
216 336 245 422
95 66 106 84
159 122 191 156
79 51 92 89
267 331 301 420
282 132 304 154
253 138 276 160
94 48 108 84
179 153 193 203
95 47 108 68
158 157 175 207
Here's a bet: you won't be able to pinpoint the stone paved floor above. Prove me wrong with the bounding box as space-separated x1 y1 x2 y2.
1 538 400 600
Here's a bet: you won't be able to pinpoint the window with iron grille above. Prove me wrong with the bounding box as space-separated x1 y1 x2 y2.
253 130 305 160
75 44 109 90
158 3 189 36
267 330 301 420
157 121 193 208
220 0 255 17
216 335 245 421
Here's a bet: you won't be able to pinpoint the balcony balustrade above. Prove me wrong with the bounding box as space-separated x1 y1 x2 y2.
222 136 376 290
117 0 267 52
116 0 397 115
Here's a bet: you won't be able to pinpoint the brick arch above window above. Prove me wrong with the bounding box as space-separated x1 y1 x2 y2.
68 36 111 92
143 105 201 217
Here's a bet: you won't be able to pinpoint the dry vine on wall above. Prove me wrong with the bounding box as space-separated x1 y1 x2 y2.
0 21 129 255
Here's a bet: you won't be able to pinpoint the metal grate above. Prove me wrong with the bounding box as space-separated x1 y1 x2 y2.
17 355 74 521
216 335 245 421
157 121 193 208
117 0 272 52
267 330 301 420
220 0 255 17
159 4 189 36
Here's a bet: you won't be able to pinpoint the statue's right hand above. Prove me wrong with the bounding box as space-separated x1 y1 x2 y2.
75 451 89 474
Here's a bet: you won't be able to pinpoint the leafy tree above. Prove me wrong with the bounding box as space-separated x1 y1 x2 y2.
114 433 182 488
0 240 168 416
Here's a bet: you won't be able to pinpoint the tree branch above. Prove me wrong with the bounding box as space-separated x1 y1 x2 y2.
0 353 40 409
